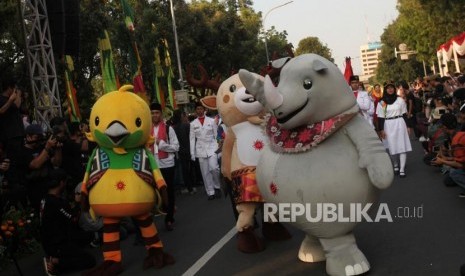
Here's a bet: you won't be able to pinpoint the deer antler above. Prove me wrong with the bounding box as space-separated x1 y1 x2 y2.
285 44 295 58
186 64 208 88
260 44 295 83
205 73 221 92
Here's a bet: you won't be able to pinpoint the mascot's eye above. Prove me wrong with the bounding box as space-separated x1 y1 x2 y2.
135 117 142 127
303 79 313 90
95 116 100 126
229 85 236 92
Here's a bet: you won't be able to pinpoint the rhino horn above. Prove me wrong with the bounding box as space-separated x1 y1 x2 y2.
239 69 264 99
264 75 283 109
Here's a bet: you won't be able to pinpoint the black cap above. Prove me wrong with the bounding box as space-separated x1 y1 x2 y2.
50 116 66 128
384 83 395 90
349 75 359 82
25 124 44 135
150 102 162 111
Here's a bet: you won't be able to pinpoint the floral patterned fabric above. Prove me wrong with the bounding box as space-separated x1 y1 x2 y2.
265 111 358 153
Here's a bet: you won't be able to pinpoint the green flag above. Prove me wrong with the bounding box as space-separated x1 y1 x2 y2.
98 30 118 93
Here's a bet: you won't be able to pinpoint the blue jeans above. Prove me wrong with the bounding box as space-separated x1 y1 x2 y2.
444 168 465 188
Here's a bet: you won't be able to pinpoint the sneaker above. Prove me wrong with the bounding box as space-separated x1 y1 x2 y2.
90 238 101 248
165 221 174 231
459 193 465 198
189 187 197 195
419 136 426 142
43 257 57 276
214 188 222 199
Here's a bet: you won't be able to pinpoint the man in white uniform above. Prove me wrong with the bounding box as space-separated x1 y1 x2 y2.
189 103 221 200
350 75 374 127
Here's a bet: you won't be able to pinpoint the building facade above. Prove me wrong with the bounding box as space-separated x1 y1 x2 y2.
360 42 382 82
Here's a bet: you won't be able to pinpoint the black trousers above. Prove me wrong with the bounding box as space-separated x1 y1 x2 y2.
160 166 175 223
178 157 194 191
45 241 95 274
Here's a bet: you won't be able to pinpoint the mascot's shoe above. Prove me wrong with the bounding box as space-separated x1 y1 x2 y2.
237 227 265 253
143 247 175 270
262 221 291 241
82 260 123 276
298 235 326 263
320 235 370 276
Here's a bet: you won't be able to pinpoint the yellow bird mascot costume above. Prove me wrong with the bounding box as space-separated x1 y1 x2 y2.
81 85 174 275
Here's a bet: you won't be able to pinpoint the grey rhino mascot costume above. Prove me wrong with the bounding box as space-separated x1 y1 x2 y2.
239 54 393 276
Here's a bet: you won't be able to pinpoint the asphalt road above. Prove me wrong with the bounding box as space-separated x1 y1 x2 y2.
4 140 465 276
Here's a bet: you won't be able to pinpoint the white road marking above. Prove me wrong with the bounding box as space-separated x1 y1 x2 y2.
182 227 236 276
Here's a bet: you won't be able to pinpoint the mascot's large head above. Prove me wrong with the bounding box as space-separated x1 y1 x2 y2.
214 73 265 127
240 54 357 129
87 85 151 153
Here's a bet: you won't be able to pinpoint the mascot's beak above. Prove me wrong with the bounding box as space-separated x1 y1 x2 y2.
105 121 130 145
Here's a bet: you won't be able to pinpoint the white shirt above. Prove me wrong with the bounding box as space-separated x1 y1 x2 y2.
189 116 218 158
152 124 179 168
376 97 407 118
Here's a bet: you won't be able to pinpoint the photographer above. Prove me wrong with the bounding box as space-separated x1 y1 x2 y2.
40 168 95 275
431 114 465 195
57 122 89 199
13 124 62 211
0 79 25 163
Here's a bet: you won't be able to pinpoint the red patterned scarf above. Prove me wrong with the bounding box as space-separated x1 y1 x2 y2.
153 122 168 159
265 111 358 153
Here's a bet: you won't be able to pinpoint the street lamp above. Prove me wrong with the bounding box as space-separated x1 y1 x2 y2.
169 0 185 87
394 43 427 77
262 1 294 64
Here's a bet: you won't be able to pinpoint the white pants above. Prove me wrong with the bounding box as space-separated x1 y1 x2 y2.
198 155 220 196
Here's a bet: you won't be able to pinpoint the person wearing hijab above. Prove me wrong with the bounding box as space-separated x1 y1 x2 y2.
377 83 412 177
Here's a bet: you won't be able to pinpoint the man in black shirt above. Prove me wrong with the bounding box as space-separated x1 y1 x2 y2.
12 124 62 211
0 79 24 189
0 79 25 164
171 110 196 194
40 168 95 275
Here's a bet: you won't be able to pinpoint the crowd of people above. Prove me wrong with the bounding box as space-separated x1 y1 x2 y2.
350 73 465 195
2 71 465 274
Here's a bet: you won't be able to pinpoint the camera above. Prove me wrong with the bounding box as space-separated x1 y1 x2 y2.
439 109 446 115
50 125 66 143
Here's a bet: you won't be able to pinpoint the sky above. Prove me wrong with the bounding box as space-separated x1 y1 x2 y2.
252 0 399 74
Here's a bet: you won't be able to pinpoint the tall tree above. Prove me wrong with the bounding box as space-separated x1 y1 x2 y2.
375 21 424 84
0 0 27 87
394 0 465 64
295 36 334 62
